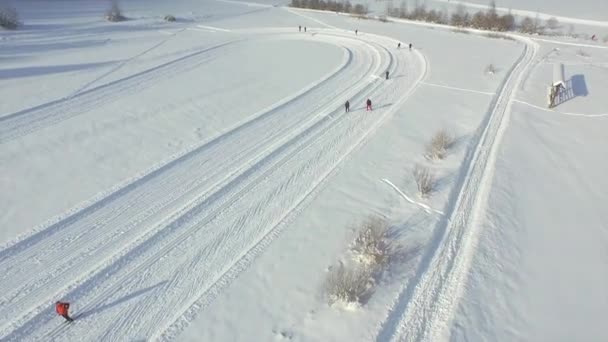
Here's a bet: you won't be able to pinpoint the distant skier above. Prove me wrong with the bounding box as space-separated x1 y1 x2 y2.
304 26 307 32
385 70 389 80
397 42 401 49
409 43 412 50
299 25 302 32
56 301 74 322
345 100 350 112
366 98 372 111
355 29 358 35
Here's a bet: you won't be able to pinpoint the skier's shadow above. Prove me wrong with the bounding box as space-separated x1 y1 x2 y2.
76 281 167 319
351 103 393 111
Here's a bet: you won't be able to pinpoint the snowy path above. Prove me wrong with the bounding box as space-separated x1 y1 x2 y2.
376 37 538 342
0 29 424 341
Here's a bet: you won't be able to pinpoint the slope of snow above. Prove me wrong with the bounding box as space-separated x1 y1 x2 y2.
2 1 607 341
449 42 608 342
179 8 527 342
0 31 345 246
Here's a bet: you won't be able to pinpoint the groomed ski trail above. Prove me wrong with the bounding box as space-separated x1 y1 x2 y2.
0 29 426 341
0 32 372 338
376 36 538 342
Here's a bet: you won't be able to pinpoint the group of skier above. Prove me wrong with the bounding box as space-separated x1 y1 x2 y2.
344 98 373 113
297 24 413 115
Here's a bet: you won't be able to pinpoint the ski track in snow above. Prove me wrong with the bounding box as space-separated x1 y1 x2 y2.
0 40 237 144
0 29 426 341
375 37 538 342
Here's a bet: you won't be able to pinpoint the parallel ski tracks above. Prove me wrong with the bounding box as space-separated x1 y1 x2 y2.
0 40 236 144
0 31 422 341
377 37 538 342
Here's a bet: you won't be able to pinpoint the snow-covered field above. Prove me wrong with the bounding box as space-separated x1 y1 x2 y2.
1 0 607 341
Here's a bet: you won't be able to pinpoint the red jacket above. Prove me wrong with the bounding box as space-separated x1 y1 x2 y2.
56 302 69 316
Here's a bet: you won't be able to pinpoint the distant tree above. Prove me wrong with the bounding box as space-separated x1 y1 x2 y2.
0 6 19 29
385 0 394 17
353 3 367 15
533 13 543 34
567 23 575 37
451 4 468 26
486 0 499 29
519 16 535 33
546 17 560 30
344 0 352 13
470 10 487 29
498 13 515 31
410 1 427 20
398 0 408 18
106 0 126 22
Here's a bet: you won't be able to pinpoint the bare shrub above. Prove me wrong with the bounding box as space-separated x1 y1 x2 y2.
352 3 368 15
450 4 470 27
164 14 176 22
426 129 452 160
291 0 355 13
519 16 536 33
452 28 470 34
324 263 373 305
351 217 391 267
106 0 126 22
0 6 19 29
484 32 514 40
413 165 434 196
485 63 497 74
497 13 515 31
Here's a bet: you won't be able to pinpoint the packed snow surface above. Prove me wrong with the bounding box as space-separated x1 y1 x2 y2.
1 0 607 341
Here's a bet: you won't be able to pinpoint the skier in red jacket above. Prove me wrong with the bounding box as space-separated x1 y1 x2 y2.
56 301 74 322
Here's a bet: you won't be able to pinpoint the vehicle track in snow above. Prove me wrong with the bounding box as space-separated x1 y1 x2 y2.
376 36 538 342
0 29 424 341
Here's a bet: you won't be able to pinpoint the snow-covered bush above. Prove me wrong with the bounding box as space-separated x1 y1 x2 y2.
324 263 373 305
164 14 176 22
413 165 434 197
351 217 390 267
426 129 452 160
106 0 126 22
0 6 19 29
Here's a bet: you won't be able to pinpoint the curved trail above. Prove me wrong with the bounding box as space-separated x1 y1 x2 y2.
376 37 538 342
0 28 425 341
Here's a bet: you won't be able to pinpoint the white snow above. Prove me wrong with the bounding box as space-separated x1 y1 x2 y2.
450 41 608 342
1 0 607 341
